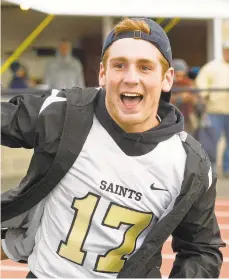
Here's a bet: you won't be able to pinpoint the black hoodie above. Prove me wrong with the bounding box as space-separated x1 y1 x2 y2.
95 89 184 156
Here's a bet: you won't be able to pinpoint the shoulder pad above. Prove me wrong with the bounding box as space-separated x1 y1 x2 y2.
179 131 211 169
60 87 99 106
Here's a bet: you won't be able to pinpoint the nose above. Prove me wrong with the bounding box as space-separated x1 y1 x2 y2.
123 66 139 86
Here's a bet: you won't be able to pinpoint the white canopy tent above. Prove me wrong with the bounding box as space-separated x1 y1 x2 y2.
3 0 229 61
4 0 229 19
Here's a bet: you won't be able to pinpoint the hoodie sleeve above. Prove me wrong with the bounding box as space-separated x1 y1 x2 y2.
1 199 45 262
1 92 51 149
170 170 225 278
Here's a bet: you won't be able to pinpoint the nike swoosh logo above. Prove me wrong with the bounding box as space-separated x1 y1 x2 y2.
150 183 168 191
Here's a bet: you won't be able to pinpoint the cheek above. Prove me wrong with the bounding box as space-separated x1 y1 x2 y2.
105 75 120 104
106 72 121 90
144 76 163 103
145 74 163 90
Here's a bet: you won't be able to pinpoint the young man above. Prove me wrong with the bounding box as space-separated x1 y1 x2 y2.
1 17 225 278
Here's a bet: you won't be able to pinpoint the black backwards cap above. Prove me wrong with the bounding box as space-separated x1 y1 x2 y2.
101 17 172 102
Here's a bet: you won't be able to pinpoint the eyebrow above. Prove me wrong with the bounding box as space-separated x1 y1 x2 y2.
109 57 157 65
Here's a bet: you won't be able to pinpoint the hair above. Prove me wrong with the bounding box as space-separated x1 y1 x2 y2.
60 38 70 43
102 17 170 75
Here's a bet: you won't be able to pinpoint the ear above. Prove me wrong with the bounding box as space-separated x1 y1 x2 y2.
99 62 106 88
162 67 174 92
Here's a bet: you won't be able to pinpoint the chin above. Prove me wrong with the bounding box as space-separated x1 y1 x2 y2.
117 114 144 126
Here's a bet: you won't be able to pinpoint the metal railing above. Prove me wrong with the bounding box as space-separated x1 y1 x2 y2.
1 87 229 98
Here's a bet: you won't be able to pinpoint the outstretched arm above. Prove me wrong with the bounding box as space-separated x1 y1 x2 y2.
1 92 50 148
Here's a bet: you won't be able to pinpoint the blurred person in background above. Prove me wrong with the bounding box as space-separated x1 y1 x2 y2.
9 62 29 89
196 42 229 178
45 39 85 89
171 59 198 134
188 66 200 81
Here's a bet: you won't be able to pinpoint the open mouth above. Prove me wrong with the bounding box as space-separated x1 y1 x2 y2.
120 93 144 107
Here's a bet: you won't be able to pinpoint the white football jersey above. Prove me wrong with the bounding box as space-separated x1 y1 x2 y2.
28 116 187 278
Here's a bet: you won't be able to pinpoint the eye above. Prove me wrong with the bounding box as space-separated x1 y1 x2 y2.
114 63 125 69
140 65 152 72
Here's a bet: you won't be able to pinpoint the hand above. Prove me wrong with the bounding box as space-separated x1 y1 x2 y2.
1 241 9 260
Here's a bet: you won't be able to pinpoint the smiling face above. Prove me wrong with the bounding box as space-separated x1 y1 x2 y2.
99 38 174 133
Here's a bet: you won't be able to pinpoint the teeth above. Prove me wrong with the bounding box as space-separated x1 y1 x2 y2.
122 93 141 97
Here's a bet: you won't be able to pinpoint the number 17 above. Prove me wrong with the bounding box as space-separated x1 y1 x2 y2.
57 192 153 273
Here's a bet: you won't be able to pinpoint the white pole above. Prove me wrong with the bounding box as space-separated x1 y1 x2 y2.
102 16 113 43
222 19 229 42
207 18 223 61
213 18 223 60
